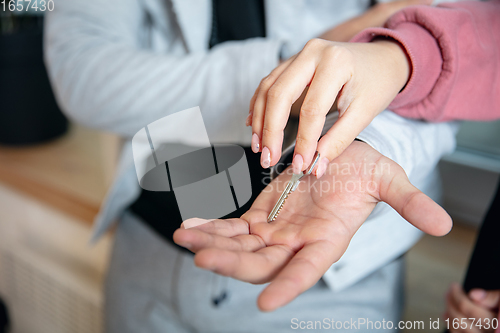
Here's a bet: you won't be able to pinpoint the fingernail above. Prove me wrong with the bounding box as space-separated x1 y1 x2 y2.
183 218 212 229
292 154 304 174
251 133 260 153
315 157 329 179
245 112 253 126
261 146 271 168
470 289 487 301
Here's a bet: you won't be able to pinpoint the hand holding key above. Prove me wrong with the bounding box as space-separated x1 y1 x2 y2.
174 141 452 311
248 39 411 177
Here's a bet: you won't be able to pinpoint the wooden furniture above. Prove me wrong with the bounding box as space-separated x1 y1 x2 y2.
0 125 120 224
0 126 120 333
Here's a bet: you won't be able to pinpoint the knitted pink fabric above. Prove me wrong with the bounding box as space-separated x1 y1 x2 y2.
352 0 500 122
353 2 500 331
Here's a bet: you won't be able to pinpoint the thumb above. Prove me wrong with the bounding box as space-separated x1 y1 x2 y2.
316 103 376 178
379 165 453 237
469 289 500 310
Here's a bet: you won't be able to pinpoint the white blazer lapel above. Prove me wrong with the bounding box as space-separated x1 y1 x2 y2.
170 0 211 53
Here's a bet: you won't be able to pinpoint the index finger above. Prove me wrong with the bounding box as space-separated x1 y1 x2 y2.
180 218 250 237
173 228 265 253
250 56 296 153
260 47 320 168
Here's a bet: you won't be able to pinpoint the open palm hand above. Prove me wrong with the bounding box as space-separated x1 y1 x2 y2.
173 141 452 311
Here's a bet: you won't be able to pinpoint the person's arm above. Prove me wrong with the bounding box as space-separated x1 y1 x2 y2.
281 0 431 120
318 0 431 43
247 0 500 174
352 0 500 122
44 0 281 140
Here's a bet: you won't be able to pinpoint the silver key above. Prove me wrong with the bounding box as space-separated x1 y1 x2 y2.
267 151 321 222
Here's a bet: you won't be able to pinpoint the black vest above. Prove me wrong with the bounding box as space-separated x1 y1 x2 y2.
129 0 267 252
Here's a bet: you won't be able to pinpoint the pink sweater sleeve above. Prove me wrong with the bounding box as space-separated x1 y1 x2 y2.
351 0 500 122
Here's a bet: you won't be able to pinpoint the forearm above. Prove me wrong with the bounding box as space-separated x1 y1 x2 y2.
318 11 378 43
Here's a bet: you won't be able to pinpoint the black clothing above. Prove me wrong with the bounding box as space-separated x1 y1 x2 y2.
129 0 267 250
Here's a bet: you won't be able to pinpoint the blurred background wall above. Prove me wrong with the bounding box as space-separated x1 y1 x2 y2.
440 120 500 224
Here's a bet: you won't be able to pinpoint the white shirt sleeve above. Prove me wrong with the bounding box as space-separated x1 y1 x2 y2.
44 0 281 144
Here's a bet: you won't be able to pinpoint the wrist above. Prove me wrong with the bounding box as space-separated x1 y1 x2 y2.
372 39 411 92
